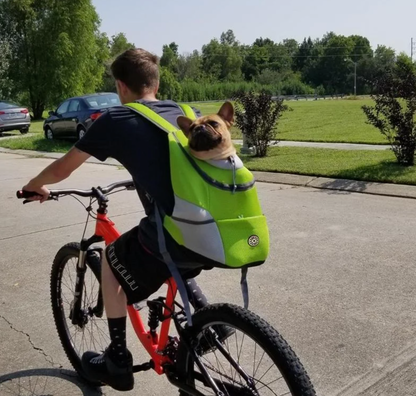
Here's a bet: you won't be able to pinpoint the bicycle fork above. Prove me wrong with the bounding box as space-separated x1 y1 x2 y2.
71 235 104 327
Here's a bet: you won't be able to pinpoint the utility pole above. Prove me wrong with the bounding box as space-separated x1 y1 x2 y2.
353 61 357 97
412 38 416 61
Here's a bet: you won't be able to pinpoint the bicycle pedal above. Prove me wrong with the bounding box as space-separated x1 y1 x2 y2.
132 360 154 373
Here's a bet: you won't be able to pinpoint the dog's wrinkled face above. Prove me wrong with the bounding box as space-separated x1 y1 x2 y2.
177 101 237 161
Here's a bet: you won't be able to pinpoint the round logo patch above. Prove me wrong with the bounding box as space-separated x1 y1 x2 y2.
248 235 260 247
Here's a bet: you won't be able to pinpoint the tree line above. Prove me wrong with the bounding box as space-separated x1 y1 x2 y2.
158 30 411 102
0 0 413 118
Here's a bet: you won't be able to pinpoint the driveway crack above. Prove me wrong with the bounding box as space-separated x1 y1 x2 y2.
0 315 61 368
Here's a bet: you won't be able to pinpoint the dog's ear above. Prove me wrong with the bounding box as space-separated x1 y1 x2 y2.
218 101 234 125
177 116 193 137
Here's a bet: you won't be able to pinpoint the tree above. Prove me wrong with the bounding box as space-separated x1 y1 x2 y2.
100 32 134 92
283 39 298 57
0 39 12 99
160 42 179 74
362 57 416 165
294 37 314 73
242 44 270 80
202 35 242 81
110 32 134 58
234 91 290 157
0 0 107 119
177 50 203 81
158 67 182 100
220 29 238 46
321 35 355 93
374 45 396 73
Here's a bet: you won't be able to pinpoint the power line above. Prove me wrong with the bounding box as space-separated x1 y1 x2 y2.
200 53 374 59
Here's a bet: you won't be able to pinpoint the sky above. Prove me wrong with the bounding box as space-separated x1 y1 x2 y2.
92 0 416 56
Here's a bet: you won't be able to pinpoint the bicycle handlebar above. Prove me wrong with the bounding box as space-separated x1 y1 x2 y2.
16 179 135 202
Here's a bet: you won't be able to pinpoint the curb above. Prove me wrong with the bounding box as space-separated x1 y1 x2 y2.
252 171 416 200
2 147 416 200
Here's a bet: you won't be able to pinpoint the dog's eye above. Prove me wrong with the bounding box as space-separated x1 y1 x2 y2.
208 121 219 128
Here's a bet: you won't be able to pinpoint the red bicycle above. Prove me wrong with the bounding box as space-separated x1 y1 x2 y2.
17 180 316 396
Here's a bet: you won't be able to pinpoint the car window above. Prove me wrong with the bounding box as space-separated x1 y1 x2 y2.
68 100 81 112
56 101 70 115
85 94 120 108
0 101 19 110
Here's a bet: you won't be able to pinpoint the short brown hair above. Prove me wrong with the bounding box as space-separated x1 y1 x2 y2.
111 48 160 95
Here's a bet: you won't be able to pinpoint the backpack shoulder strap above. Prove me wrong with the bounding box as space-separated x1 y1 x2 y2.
124 102 178 134
178 103 197 120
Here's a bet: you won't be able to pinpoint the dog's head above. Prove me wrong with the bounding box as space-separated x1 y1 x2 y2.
177 101 236 161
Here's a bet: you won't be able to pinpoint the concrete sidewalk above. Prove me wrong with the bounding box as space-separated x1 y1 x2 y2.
1 146 415 201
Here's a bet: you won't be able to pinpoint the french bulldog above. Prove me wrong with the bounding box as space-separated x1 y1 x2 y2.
177 101 237 161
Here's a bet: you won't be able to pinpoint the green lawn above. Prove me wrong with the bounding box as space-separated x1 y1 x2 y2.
29 120 45 134
4 99 384 145
190 99 386 144
241 146 416 185
0 133 73 152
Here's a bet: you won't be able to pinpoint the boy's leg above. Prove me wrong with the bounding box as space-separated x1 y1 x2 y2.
101 253 127 317
81 225 172 391
81 251 134 392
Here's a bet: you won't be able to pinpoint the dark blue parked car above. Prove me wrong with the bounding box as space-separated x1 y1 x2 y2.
44 92 121 140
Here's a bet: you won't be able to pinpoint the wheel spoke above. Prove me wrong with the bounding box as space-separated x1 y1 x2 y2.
255 361 280 386
254 350 266 378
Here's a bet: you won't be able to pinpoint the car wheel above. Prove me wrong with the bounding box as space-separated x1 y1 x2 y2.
77 126 86 140
20 127 29 134
45 127 54 140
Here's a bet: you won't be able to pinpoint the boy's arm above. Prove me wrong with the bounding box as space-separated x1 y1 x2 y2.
22 147 90 202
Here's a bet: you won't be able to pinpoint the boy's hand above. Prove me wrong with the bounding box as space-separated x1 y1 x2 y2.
21 184 50 203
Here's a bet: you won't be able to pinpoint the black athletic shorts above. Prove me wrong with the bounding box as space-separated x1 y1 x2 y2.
105 226 203 305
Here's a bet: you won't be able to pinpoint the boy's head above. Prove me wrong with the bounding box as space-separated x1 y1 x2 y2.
111 48 160 103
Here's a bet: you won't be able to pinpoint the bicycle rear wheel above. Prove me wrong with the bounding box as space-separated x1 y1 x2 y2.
176 304 315 396
50 242 109 385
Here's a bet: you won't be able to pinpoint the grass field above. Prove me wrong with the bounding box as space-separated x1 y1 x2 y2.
241 146 416 185
2 98 384 144
190 98 386 144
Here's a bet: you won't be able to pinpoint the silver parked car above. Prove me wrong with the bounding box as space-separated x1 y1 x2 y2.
0 101 31 135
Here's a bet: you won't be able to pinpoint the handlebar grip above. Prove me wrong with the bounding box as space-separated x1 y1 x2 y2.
16 190 40 199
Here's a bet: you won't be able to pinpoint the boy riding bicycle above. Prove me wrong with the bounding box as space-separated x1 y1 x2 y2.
22 48 212 391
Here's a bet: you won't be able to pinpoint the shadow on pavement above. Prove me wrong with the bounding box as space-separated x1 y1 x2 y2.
315 178 370 195
0 368 103 396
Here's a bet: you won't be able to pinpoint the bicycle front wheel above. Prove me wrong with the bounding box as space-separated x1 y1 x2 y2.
176 304 316 396
50 242 109 385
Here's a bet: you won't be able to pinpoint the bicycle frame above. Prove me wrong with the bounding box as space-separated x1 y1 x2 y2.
18 182 273 396
88 211 178 375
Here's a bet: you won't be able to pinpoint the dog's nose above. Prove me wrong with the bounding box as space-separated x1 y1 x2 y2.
194 125 207 133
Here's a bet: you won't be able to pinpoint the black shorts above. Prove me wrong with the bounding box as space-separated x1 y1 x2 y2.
105 226 203 305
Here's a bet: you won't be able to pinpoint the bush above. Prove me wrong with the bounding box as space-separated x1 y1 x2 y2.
180 80 279 102
362 58 416 166
280 77 315 95
233 90 290 157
